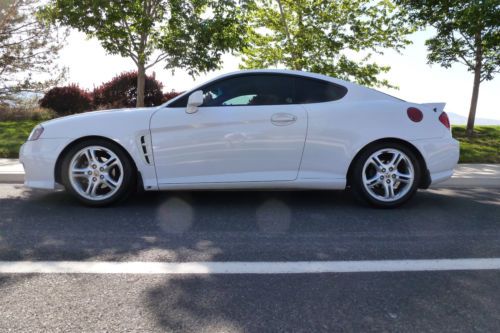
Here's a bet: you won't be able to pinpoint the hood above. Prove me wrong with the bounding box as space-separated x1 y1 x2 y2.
41 107 157 127
45 107 154 124
39 106 159 139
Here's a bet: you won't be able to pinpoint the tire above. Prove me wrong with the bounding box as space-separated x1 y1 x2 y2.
60 139 136 207
351 142 421 208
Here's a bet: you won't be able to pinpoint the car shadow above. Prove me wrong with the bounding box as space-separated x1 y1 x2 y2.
0 185 499 262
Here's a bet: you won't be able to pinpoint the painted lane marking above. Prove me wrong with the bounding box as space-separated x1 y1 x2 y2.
1 258 500 274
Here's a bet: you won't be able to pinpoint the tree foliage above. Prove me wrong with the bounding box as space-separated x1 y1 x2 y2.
397 0 499 80
396 0 500 135
0 0 66 102
93 71 164 108
240 0 413 87
41 0 245 107
39 85 92 115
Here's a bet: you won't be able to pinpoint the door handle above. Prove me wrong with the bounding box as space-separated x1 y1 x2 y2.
271 113 297 126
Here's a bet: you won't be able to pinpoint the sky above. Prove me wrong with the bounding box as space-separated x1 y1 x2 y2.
59 29 500 121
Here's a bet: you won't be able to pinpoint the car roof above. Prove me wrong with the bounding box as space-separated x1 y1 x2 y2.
209 69 356 88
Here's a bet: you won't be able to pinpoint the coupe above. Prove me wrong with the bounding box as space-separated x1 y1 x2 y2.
20 70 459 207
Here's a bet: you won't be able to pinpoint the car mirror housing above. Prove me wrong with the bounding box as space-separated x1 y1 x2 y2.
186 90 204 114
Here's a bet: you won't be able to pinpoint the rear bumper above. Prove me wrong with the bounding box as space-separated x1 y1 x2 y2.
410 136 460 187
19 138 71 189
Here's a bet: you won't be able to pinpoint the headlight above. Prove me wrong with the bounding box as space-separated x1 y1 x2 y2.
27 125 44 141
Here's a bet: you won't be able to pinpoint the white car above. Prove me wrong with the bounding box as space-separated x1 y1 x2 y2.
20 69 459 207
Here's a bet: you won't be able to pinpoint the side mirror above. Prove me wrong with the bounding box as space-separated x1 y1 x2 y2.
186 90 203 114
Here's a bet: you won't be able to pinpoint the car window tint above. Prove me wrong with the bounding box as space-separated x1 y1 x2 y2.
202 75 295 107
295 77 347 103
168 74 348 108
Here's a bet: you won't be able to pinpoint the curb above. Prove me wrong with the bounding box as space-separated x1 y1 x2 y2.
0 173 24 184
434 177 500 188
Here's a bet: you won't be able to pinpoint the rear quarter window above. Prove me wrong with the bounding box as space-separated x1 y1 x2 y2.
294 77 347 104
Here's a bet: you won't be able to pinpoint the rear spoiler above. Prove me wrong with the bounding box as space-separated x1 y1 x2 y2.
419 102 446 113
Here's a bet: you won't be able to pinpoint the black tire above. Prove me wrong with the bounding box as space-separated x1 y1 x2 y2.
350 142 421 208
60 138 136 207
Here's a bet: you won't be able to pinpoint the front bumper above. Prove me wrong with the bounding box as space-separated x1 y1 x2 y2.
410 136 460 186
19 138 72 189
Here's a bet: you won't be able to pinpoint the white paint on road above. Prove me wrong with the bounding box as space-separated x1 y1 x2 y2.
2 258 500 274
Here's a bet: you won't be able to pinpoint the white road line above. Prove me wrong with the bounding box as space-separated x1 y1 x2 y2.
1 258 500 274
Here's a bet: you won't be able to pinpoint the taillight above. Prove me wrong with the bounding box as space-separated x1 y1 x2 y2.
439 112 450 129
407 107 423 122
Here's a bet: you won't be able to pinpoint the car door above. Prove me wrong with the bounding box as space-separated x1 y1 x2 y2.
150 74 307 184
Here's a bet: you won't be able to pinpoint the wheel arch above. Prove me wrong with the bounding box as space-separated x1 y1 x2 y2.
346 138 431 189
54 135 142 187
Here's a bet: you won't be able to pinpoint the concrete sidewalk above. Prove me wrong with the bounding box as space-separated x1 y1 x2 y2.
1 158 499 187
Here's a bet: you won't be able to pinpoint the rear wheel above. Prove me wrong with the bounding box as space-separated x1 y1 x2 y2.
61 139 135 207
351 143 421 208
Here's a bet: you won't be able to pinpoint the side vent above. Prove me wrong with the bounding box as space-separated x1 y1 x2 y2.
139 135 152 165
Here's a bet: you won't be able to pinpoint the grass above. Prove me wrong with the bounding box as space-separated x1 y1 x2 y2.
453 125 500 163
0 120 498 163
0 120 40 158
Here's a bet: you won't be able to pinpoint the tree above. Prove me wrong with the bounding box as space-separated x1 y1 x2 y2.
93 71 164 108
41 0 244 107
240 0 413 88
0 0 65 103
396 0 500 136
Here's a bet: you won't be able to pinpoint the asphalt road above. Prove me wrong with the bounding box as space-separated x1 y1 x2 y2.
0 184 499 332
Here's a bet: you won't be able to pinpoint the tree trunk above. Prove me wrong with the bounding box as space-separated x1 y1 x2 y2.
136 61 146 107
466 33 482 137
276 0 300 70
466 66 481 137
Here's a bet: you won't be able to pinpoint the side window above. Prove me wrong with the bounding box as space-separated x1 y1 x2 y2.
295 77 347 104
223 95 257 106
201 75 295 107
168 75 294 108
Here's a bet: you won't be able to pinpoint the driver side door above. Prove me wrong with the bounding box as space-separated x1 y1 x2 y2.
150 74 307 184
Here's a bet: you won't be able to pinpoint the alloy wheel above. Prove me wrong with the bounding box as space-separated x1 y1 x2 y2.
68 145 124 201
361 148 415 202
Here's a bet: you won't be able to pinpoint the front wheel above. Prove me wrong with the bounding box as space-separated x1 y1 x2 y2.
351 143 421 208
61 139 135 207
